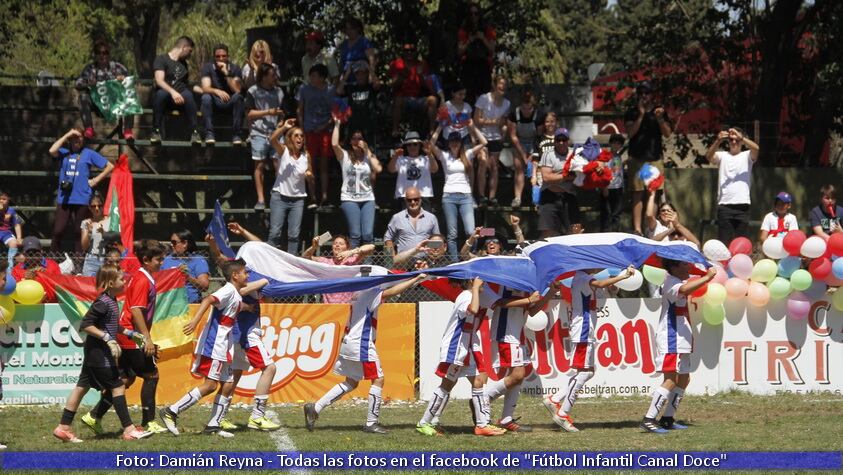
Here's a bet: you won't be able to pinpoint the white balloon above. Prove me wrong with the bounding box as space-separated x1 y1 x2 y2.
801 236 827 259
762 236 788 259
615 269 644 291
525 310 549 332
703 240 731 262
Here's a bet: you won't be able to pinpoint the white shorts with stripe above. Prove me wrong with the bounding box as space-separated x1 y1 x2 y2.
191 355 234 383
655 351 692 374
231 340 273 371
570 342 595 370
435 361 481 381
333 356 383 381
491 342 532 369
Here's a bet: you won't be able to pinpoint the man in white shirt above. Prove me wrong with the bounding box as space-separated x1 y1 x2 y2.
705 127 760 243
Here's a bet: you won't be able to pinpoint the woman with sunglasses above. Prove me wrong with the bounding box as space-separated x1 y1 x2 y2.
75 39 134 140
269 119 315 254
645 193 699 248
80 192 110 276
161 230 210 304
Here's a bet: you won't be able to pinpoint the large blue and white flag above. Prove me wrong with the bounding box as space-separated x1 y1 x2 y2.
205 200 235 258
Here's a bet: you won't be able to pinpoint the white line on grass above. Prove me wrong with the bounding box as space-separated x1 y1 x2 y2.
266 409 311 475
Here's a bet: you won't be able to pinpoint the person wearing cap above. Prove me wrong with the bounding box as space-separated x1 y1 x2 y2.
298 63 336 206
810 184 843 239
388 131 438 209
538 127 583 237
338 17 377 86
388 43 439 137
11 236 61 303
706 126 760 243
337 58 381 149
301 31 339 87
760 192 799 243
80 192 111 276
624 81 673 236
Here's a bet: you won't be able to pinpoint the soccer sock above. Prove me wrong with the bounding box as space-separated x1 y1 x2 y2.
662 387 685 418
140 377 158 425
7 247 17 267
91 392 113 419
483 378 508 401
207 394 231 428
561 371 594 414
470 388 491 427
645 386 672 419
550 376 572 404
499 382 522 424
112 395 133 429
251 395 268 420
170 388 202 415
315 381 353 413
60 408 76 425
366 386 383 427
421 387 450 425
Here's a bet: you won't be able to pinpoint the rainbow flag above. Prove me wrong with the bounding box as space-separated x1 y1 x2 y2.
40 269 192 351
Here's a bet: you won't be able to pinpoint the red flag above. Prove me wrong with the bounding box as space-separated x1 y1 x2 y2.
104 154 135 254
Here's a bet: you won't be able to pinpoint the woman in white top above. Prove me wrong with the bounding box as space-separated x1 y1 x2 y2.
430 121 486 260
331 119 382 248
441 84 473 145
80 192 110 276
646 193 700 248
388 130 439 208
473 75 510 206
269 118 314 254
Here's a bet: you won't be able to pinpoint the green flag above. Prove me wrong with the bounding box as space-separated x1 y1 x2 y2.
89 75 143 123
108 186 120 232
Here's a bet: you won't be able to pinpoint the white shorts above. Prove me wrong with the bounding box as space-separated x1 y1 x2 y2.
436 362 480 381
333 356 383 381
191 355 234 383
570 342 595 370
231 339 273 372
491 342 532 369
655 352 692 374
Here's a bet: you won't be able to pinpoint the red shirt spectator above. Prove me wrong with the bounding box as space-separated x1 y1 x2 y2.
389 56 430 98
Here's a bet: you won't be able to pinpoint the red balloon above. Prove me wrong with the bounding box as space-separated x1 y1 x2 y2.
728 237 753 256
828 233 843 257
809 257 832 280
690 280 709 298
783 230 807 256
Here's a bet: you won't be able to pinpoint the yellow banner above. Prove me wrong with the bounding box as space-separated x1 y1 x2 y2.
127 303 416 404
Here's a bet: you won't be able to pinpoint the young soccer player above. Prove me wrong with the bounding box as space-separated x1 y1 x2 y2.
0 190 22 267
304 273 427 434
159 259 267 437
543 265 636 432
759 191 798 243
640 260 717 433
53 265 152 442
82 240 167 434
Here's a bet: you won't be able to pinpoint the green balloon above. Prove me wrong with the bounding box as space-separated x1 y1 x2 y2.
642 265 666 286
702 303 725 325
833 288 843 311
768 277 792 300
789 269 813 292
751 259 778 283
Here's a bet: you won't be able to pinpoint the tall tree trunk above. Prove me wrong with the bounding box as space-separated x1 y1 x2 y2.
129 7 161 79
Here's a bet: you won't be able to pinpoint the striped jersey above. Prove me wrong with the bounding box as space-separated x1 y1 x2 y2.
195 282 242 361
438 290 476 365
232 290 261 349
483 284 527 344
339 287 383 362
657 274 692 354
569 271 599 344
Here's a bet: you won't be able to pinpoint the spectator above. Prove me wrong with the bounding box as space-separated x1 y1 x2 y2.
624 81 673 236
269 119 314 254
338 17 377 86
457 3 496 104
11 237 61 303
388 43 440 136
80 192 109 276
242 40 282 90
706 127 760 243
506 90 542 208
810 184 843 239
474 75 510 206
301 31 339 87
0 190 22 267
336 60 381 147
331 119 382 249
200 44 244 145
440 83 473 147
538 128 582 237
384 187 441 259
297 64 335 206
429 123 487 260
394 234 449 270
388 131 438 209
600 134 626 232
245 63 285 211
645 193 700 248
532 111 559 210
460 216 525 260
303 235 375 303
162 230 210 304
75 39 134 140
151 36 199 144
48 128 114 252
760 192 799 243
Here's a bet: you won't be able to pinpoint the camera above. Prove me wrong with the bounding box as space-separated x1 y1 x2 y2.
60 180 73 192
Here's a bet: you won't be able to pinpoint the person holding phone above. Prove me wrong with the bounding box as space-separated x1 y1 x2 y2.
459 216 525 260
393 234 448 270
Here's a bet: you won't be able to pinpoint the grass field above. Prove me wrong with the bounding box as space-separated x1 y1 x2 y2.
1 392 841 474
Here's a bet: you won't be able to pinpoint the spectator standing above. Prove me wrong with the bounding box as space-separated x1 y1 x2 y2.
297 64 335 206
162 230 210 304
384 187 441 258
75 39 134 140
336 60 381 147
48 129 114 253
506 90 542 208
331 119 382 249
338 17 377 86
538 128 582 237
151 36 199 144
457 3 496 104
645 194 700 248
242 40 282 90
388 132 439 209
80 192 110 276
303 235 375 303
706 127 760 243
11 237 61 303
301 31 339 87
599 134 626 232
429 123 487 261
245 63 285 211
388 43 440 136
0 190 22 267
440 84 473 147
474 75 510 206
759 192 799 243
624 81 673 236
268 119 314 254
810 184 843 239
200 44 244 145
532 112 559 210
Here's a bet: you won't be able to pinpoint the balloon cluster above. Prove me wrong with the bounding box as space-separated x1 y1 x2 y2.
0 276 46 324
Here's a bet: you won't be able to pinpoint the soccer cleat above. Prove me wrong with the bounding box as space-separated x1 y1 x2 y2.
248 416 280 431
80 412 104 435
145 420 169 434
191 130 203 145
659 417 688 430
303 403 318 431
640 417 669 434
203 426 235 438
499 418 533 433
122 427 153 441
474 424 507 436
158 408 179 436
554 413 580 432
149 129 162 144
84 127 95 139
415 422 438 436
542 395 561 418
220 418 239 431
362 423 388 434
52 427 83 443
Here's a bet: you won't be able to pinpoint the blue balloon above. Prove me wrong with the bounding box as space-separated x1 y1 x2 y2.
0 274 15 296
593 269 610 280
833 258 843 280
778 256 802 279
606 268 622 277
